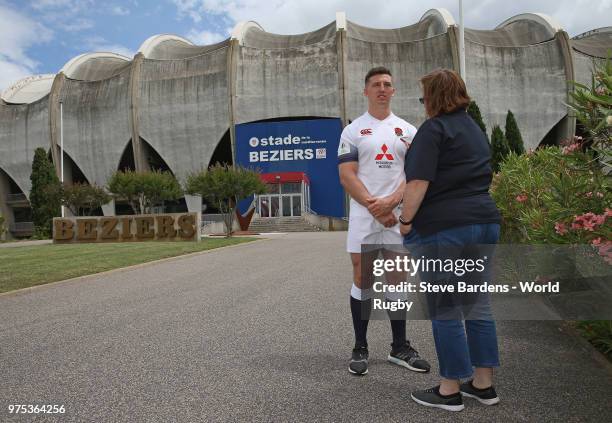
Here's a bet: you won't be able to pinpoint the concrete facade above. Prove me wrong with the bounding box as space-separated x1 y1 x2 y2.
0 10 610 237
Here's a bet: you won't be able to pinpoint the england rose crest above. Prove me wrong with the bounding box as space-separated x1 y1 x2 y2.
395 127 403 136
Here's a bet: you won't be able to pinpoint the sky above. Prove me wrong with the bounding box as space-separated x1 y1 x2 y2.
0 0 611 92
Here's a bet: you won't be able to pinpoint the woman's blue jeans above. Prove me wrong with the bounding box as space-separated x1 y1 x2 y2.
403 223 501 379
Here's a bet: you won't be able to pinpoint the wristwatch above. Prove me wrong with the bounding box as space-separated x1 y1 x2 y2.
398 215 413 226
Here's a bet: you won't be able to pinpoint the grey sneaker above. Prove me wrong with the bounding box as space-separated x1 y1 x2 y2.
348 346 368 375
388 342 431 373
460 380 500 405
411 386 464 412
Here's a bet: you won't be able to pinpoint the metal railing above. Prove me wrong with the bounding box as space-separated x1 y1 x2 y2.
9 222 34 232
201 213 226 228
6 193 28 203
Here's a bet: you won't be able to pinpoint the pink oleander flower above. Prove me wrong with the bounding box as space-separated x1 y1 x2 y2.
516 194 528 203
555 222 568 235
562 143 581 155
585 192 593 198
571 212 606 232
596 192 604 198
592 237 602 246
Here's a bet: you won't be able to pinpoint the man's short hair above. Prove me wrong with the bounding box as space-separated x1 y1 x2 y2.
365 67 392 85
420 68 470 117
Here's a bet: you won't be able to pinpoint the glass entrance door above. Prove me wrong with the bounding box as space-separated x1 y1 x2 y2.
256 181 306 217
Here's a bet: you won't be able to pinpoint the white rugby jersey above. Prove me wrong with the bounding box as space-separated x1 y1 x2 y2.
337 112 417 216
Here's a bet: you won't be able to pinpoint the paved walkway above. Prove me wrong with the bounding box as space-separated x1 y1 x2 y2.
1 232 610 422
0 239 52 248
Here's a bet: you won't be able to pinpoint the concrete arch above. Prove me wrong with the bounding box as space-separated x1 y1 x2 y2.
231 21 265 45
420 8 455 38
239 21 337 48
346 19 448 43
571 27 612 58
466 13 562 47
0 165 28 200
1 75 55 105
60 52 131 81
139 34 194 56
55 72 132 186
59 148 91 186
496 13 563 36
138 34 229 60
0 99 50 196
140 137 175 176
138 46 230 180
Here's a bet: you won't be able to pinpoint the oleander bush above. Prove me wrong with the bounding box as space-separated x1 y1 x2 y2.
491 143 611 248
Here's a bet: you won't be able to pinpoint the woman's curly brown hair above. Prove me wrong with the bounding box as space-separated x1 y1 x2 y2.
421 69 470 117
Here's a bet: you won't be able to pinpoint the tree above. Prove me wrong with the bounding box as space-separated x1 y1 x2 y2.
107 170 183 214
60 183 111 216
505 110 525 155
185 164 267 237
491 125 510 173
467 100 488 141
30 148 61 238
0 214 5 240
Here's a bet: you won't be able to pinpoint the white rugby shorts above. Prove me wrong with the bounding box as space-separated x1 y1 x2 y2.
346 213 405 253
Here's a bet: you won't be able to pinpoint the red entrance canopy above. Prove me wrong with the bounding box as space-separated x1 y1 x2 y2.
260 172 310 185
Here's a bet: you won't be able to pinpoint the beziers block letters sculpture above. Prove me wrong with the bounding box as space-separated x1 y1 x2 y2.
52 213 200 243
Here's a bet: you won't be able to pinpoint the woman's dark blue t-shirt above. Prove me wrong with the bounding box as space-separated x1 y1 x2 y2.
404 109 501 236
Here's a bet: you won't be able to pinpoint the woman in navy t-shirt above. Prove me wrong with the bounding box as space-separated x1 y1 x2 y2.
399 69 502 412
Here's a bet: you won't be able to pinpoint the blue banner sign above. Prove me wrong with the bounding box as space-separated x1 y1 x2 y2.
235 119 344 217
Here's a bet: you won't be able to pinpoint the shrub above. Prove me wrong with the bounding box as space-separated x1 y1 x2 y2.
185 164 267 237
107 170 182 214
60 183 112 216
494 59 612 360
505 110 525 155
491 143 610 246
490 125 510 173
30 148 61 238
467 100 487 138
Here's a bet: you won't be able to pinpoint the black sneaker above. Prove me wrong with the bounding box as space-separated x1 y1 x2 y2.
388 342 431 373
460 380 500 405
411 386 464 412
348 346 368 375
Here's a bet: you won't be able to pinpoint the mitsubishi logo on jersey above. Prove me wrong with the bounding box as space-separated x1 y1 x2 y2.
375 144 394 161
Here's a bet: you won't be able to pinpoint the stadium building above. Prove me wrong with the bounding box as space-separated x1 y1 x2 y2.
0 9 610 237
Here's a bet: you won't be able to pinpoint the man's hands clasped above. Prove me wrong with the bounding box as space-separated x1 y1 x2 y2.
366 196 397 228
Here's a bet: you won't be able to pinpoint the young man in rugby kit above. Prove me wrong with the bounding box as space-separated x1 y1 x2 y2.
337 67 431 375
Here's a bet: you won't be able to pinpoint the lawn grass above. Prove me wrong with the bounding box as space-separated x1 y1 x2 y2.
0 238 255 293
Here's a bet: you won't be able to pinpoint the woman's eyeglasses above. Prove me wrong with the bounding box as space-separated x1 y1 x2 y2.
418 97 424 104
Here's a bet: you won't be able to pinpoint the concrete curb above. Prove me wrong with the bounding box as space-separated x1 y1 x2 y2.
0 237 268 299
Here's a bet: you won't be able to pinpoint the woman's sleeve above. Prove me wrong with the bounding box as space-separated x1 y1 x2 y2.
404 119 443 182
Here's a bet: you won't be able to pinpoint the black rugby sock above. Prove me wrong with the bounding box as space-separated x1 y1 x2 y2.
350 296 372 348
388 311 407 350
